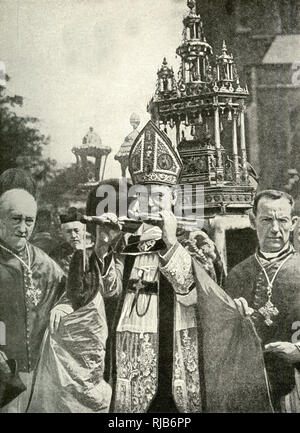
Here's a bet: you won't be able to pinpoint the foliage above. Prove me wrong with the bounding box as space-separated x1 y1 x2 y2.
40 163 90 209
0 75 55 182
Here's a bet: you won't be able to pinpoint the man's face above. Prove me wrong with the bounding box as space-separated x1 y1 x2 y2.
61 221 85 250
135 184 176 217
253 197 297 253
0 192 37 251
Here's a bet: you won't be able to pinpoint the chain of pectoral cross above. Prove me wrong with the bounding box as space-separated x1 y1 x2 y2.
129 266 158 317
254 253 292 326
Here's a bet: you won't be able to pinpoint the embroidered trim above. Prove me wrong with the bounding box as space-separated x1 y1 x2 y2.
173 328 202 412
115 332 158 413
159 244 194 294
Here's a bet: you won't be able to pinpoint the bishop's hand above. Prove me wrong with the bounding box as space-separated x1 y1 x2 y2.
159 210 177 251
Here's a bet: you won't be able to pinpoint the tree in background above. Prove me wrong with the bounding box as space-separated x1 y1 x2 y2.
40 162 90 210
0 74 56 184
0 75 95 211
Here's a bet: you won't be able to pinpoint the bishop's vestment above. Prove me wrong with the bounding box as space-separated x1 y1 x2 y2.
103 224 202 413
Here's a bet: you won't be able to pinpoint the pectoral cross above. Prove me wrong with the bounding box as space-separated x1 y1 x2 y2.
258 299 279 326
132 278 145 292
25 273 42 307
26 286 42 307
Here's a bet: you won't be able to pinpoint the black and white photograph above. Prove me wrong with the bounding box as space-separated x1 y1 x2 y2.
0 0 300 421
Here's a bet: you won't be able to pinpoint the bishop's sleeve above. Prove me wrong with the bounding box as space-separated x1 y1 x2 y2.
158 241 195 295
52 264 74 314
54 284 74 314
99 253 124 299
224 267 244 300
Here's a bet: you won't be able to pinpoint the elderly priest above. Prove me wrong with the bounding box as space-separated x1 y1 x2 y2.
0 188 69 412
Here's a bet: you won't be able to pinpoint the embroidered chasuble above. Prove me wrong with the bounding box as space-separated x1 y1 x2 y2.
110 224 202 413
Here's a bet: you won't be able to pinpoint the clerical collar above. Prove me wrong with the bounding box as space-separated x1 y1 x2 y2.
258 243 294 261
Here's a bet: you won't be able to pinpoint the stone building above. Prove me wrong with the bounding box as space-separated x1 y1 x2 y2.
197 0 300 191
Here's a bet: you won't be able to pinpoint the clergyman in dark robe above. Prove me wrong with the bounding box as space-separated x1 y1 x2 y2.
225 190 300 412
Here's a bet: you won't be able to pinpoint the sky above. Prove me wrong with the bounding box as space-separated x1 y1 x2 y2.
0 0 187 177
